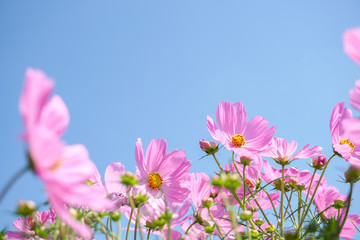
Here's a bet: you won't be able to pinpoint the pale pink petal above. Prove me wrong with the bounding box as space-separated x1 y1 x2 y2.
105 162 126 194
343 28 360 66
38 95 69 138
145 139 167 173
350 80 360 112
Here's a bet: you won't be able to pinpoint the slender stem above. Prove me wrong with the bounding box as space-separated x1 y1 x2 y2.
246 187 271 226
285 191 297 226
126 208 134 240
246 221 252 240
303 169 317 211
134 209 138 240
0 166 28 205
297 153 335 235
220 189 242 240
110 219 114 240
242 165 246 208
146 230 151 240
117 220 121 240
338 183 354 235
264 189 279 221
212 153 224 171
298 191 302 230
184 221 197 235
280 165 285 238
207 207 224 238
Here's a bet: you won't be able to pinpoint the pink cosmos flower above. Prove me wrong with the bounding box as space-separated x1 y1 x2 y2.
182 172 238 239
19 68 69 140
135 138 191 204
5 209 56 240
343 27 360 66
263 138 322 165
19 69 113 239
343 80 360 143
314 184 360 239
207 101 276 154
330 102 360 165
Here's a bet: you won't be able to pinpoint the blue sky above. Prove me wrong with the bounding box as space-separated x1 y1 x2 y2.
0 0 360 238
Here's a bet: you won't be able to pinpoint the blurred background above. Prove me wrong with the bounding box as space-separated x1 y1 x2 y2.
0 1 360 238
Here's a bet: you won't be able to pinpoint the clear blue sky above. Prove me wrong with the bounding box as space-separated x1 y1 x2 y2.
0 1 360 238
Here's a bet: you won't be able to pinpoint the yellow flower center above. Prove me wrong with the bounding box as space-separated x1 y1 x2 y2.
231 134 246 147
340 139 355 153
148 172 163 190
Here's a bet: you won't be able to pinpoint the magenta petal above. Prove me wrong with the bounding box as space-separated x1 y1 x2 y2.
343 118 360 143
343 27 360 66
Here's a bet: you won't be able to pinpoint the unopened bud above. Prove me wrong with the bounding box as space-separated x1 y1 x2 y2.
344 164 360 183
135 194 149 206
311 155 327 170
265 224 276 233
110 211 122 221
108 192 128 208
201 198 214 208
17 200 36 216
224 173 241 190
204 224 215 234
239 156 252 166
240 210 253 221
333 199 346 209
121 172 139 186
254 218 264 226
199 140 219 154
250 229 259 238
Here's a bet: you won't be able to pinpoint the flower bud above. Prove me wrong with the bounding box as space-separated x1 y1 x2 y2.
210 191 218 199
201 198 214 208
134 194 149 206
121 172 139 186
224 173 241 190
250 229 260 238
333 199 346 209
16 200 36 216
204 224 215 234
110 211 122 221
265 224 276 233
344 164 360 183
239 156 252 166
240 210 253 221
199 139 219 154
311 155 327 170
254 218 264 226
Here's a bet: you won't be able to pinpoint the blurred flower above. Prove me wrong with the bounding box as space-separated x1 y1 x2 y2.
343 80 360 146
343 27 360 66
207 101 276 154
19 69 113 239
135 138 191 204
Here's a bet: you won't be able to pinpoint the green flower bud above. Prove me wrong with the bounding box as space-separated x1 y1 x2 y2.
121 172 139 186
201 198 214 208
265 224 276 233
110 211 122 221
16 200 36 216
204 224 215 234
240 210 253 221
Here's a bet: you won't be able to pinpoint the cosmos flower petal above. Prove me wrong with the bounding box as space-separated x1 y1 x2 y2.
105 162 126 194
343 27 360 66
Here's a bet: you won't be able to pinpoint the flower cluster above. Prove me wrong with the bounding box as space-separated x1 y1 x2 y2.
1 28 360 240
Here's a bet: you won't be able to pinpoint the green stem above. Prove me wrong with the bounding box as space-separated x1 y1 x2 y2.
220 189 242 240
184 221 197 235
117 220 121 240
280 164 285 238
207 207 224 238
303 169 317 211
212 153 224 171
338 183 354 235
297 153 335 235
0 165 28 205
126 208 134 240
146 230 151 240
